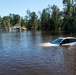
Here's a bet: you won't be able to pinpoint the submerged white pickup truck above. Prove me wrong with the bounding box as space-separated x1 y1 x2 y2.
39 37 76 47
52 37 76 46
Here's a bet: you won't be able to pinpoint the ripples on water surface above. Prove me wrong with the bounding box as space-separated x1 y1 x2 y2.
0 31 76 75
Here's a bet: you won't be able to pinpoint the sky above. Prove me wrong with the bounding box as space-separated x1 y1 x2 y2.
0 0 63 17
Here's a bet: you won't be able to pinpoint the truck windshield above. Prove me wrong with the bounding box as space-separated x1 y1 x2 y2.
52 38 63 44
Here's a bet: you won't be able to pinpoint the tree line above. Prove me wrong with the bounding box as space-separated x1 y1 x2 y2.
0 0 76 33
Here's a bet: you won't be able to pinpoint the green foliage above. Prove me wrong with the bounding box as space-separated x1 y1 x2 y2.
63 0 76 33
51 5 62 30
2 16 11 27
41 9 50 30
0 0 76 33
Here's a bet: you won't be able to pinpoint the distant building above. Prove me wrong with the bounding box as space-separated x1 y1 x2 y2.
6 26 27 32
12 26 21 32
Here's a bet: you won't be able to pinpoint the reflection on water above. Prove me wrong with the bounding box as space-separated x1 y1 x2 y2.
62 46 76 75
0 31 76 75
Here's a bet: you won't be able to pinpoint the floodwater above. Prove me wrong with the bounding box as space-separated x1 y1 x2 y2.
0 31 76 75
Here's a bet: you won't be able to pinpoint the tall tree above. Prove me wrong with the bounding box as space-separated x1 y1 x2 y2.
2 16 11 27
21 17 26 27
30 12 38 30
13 14 20 25
41 9 50 30
51 5 62 31
9 14 20 26
63 0 76 33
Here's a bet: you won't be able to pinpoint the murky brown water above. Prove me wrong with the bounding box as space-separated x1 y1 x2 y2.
0 31 76 75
